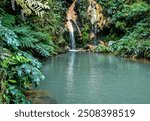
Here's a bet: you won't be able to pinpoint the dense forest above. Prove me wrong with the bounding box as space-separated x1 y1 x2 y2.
0 0 150 103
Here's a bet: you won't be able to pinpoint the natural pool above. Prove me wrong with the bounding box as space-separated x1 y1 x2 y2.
38 52 150 104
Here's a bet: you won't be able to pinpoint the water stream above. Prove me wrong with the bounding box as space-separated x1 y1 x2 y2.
39 52 150 104
69 31 76 50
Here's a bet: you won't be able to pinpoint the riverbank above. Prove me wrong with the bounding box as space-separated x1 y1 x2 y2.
74 43 150 62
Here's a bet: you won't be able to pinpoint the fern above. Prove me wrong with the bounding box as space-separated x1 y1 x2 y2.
0 13 15 27
16 51 42 68
31 32 50 42
0 23 20 49
34 44 50 57
0 16 51 103
19 36 35 48
12 0 50 17
13 25 55 57
13 26 30 35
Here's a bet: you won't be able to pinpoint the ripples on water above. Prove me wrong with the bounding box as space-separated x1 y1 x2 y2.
39 52 150 104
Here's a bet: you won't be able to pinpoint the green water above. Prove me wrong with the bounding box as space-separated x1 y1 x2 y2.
39 52 150 104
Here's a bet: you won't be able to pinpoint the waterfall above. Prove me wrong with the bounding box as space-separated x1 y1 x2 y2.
65 0 81 51
66 20 76 50
69 31 76 50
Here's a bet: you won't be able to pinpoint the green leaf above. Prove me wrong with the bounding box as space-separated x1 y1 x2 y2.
8 80 17 83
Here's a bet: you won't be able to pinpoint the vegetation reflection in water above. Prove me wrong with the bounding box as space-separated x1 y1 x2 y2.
39 52 150 104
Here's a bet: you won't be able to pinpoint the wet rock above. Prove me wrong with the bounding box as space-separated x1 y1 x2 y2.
84 44 97 52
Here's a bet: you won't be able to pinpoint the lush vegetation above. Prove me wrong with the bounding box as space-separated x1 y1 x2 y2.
0 0 150 103
98 0 150 59
68 0 150 60
0 0 65 103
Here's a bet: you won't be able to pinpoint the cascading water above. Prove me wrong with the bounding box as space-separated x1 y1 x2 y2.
65 0 81 51
69 31 76 50
66 20 76 50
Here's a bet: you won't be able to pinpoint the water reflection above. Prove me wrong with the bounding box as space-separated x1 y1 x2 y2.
88 54 102 97
66 52 76 82
65 52 76 99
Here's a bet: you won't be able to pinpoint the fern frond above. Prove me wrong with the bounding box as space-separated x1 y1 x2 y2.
14 0 50 17
13 26 30 35
15 0 32 15
34 44 50 57
0 13 15 27
19 36 35 48
31 32 51 42
38 43 56 55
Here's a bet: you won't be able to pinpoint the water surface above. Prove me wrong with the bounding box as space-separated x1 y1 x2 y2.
39 52 150 104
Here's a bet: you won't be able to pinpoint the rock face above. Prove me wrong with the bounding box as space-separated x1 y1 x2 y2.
65 0 82 49
87 0 106 29
65 0 82 36
25 90 57 104
87 0 106 44
84 44 97 52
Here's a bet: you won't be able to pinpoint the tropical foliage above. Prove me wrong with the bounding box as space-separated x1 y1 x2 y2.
0 0 64 103
0 20 45 103
97 0 150 59
0 0 150 103
95 44 112 53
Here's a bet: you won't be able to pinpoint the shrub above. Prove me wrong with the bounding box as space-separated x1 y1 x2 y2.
95 44 112 53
